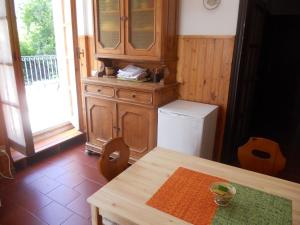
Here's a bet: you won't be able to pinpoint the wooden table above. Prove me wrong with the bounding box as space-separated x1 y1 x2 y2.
87 147 300 225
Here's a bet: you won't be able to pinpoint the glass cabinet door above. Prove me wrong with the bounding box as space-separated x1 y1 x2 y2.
96 0 124 54
126 0 163 57
128 0 154 49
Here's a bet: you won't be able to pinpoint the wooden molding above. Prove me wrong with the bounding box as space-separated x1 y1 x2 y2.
178 35 235 39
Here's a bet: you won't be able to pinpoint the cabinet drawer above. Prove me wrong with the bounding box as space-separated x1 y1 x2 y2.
116 89 153 105
85 85 114 98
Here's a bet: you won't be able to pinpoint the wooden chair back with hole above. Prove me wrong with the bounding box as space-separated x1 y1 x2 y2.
99 137 130 182
238 137 286 176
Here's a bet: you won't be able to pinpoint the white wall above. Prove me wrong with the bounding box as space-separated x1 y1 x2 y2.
76 0 85 35
85 0 94 35
76 0 93 35
77 0 240 36
178 0 240 35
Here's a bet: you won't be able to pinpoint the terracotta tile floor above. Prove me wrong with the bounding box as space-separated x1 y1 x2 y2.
0 144 106 225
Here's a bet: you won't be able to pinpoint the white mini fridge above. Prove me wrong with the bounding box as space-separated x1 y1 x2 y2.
157 100 218 160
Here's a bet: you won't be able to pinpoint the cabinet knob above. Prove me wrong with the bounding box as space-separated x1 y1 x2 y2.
120 16 128 21
113 126 120 131
131 94 136 98
97 89 102 93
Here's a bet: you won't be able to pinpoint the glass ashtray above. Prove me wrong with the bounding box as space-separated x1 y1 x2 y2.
210 182 236 206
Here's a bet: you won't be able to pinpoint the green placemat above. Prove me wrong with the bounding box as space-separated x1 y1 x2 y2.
211 183 292 225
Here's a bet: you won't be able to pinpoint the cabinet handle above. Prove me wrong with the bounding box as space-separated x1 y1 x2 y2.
120 16 128 21
113 126 120 131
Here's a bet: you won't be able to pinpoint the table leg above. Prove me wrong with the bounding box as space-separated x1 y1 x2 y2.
91 205 102 225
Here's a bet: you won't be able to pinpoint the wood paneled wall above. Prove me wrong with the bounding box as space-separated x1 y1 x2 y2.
79 35 235 161
177 35 235 161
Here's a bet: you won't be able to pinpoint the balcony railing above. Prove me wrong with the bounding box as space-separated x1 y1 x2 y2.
21 55 59 85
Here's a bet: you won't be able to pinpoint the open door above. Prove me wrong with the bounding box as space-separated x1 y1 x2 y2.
0 0 34 156
222 0 267 163
52 0 83 131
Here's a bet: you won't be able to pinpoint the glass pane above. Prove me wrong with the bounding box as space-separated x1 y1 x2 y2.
2 105 26 147
0 19 13 63
0 65 19 104
0 0 6 17
98 0 121 48
129 0 154 49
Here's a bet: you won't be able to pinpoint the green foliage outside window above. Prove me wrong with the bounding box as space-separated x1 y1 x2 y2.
19 0 55 56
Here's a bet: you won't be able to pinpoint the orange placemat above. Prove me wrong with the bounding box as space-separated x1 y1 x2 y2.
147 167 226 225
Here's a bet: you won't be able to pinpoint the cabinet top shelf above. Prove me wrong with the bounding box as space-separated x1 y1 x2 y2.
131 8 154 12
100 28 120 32
131 28 153 32
100 8 154 14
83 77 177 91
100 10 119 14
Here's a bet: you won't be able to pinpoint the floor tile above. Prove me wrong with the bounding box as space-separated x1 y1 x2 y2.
0 203 47 225
74 180 101 197
48 155 76 167
0 178 17 192
15 170 45 184
12 188 52 212
80 166 107 185
47 185 80 205
39 165 67 179
63 160 106 185
35 201 73 225
61 213 91 225
30 176 61 194
0 197 16 219
63 162 106 185
0 179 36 200
67 195 91 219
72 154 99 169
55 171 86 188
63 161 88 174
0 144 107 225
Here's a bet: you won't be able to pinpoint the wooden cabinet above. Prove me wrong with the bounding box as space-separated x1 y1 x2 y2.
84 77 177 162
93 0 178 61
91 0 178 85
88 0 179 161
118 104 155 159
86 98 117 149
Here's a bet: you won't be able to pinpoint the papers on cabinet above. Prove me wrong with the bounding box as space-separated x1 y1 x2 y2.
117 65 149 81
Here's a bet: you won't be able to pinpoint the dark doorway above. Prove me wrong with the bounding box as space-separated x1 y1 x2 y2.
223 0 300 183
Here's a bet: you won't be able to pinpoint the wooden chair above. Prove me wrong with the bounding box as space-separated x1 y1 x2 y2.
99 137 130 182
238 137 286 176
